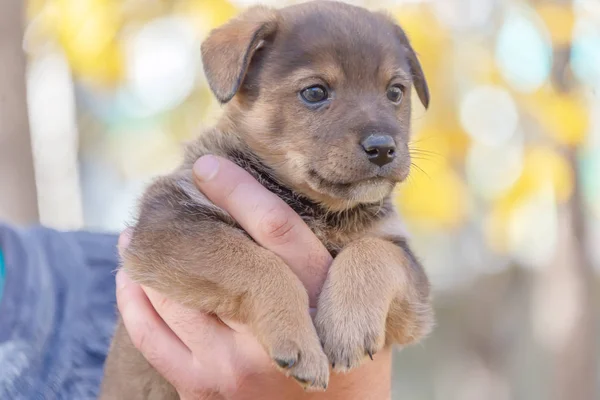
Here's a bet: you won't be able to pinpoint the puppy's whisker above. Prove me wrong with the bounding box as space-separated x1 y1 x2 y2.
409 149 446 164
409 153 443 161
410 162 431 180
408 148 443 157
408 147 441 155
410 156 441 163
408 135 439 145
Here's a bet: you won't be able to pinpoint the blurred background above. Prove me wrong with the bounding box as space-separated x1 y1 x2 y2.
1 0 599 398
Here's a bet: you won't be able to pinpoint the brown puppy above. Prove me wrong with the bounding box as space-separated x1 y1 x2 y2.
100 1 433 397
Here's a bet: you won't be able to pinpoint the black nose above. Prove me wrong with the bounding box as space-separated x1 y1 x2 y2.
361 134 396 167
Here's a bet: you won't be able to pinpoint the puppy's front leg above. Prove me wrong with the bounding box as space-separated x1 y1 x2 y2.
314 237 433 372
104 174 330 394
128 227 330 389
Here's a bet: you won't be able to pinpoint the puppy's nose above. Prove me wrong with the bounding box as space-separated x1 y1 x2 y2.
361 134 396 167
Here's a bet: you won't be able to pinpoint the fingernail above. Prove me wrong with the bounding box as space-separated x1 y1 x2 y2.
194 155 219 182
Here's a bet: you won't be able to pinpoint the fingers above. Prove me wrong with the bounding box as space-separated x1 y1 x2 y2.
115 269 194 388
143 285 232 354
144 285 277 391
193 155 332 305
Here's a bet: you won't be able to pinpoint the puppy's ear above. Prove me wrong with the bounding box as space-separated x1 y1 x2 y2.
406 45 430 110
381 15 430 109
201 6 278 103
397 27 429 109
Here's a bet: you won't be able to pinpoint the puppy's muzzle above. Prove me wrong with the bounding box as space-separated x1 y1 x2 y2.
360 134 396 167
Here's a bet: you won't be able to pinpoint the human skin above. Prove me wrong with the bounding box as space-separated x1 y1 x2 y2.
115 156 393 400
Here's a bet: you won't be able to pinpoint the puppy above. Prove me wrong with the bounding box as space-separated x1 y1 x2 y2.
100 1 433 397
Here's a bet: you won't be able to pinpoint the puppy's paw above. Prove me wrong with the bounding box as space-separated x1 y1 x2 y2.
314 306 386 373
269 337 330 391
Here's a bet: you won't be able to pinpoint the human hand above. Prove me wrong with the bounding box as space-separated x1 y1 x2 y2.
116 155 392 400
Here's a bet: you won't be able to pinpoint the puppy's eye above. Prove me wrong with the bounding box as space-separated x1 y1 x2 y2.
300 85 328 104
386 85 404 104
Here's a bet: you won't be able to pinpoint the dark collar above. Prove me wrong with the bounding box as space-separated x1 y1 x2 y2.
227 149 393 232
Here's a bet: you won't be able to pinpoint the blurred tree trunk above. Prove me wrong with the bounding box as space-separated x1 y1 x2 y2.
550 150 597 400
547 3 598 395
0 0 39 224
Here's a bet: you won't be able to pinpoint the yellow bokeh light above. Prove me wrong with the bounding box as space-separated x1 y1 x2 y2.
525 86 589 146
486 145 574 252
395 161 468 231
38 0 125 85
184 0 238 34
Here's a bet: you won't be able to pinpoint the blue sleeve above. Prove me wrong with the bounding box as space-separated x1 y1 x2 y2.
0 247 5 303
0 223 119 400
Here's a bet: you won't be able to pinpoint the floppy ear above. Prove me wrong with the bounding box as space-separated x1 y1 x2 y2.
201 6 279 103
405 43 430 109
388 20 430 109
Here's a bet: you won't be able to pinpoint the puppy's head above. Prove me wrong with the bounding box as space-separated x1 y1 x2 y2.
201 1 429 210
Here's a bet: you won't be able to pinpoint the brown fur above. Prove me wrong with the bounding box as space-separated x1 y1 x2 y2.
100 1 433 398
